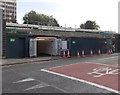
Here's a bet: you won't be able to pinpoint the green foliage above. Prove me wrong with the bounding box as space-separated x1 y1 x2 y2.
11 17 17 23
23 10 59 27
80 20 100 30
80 23 85 29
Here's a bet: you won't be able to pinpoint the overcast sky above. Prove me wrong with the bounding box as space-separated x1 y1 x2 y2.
17 0 119 32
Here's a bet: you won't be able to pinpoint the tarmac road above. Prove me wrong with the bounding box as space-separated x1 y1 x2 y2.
2 53 119 94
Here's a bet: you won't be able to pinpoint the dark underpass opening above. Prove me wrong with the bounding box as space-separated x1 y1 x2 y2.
36 37 58 57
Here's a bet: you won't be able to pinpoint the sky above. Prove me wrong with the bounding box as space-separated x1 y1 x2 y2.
17 0 119 32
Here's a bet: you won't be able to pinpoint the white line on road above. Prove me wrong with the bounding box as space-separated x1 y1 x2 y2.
42 56 118 70
41 69 120 94
24 83 49 91
13 78 35 83
95 56 118 61
85 62 118 67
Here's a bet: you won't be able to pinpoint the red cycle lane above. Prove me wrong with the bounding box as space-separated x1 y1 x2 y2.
44 63 120 93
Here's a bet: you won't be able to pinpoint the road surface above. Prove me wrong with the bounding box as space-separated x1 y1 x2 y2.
2 53 119 94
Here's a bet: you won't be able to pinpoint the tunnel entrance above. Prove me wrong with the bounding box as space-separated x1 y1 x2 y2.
29 37 61 57
37 37 58 57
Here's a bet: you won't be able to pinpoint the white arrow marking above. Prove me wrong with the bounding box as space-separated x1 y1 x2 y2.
13 78 35 83
24 83 49 91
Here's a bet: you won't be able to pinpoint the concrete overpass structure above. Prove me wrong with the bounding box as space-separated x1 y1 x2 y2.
6 23 114 38
1 22 119 58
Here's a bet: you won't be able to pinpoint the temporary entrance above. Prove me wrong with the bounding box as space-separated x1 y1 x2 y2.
29 37 64 57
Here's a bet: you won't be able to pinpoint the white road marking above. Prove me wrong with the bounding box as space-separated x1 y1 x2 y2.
87 66 120 77
94 56 118 61
41 69 120 94
42 56 118 70
42 62 85 70
85 62 118 67
24 83 49 91
50 85 67 93
13 78 35 83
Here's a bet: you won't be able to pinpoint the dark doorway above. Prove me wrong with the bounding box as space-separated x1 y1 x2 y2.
18 38 25 58
6 37 26 58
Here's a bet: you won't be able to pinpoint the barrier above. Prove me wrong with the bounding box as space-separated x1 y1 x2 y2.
77 51 80 57
82 50 85 57
98 49 101 55
110 49 113 54
90 49 93 56
63 50 66 57
61 48 114 58
67 50 71 58
108 49 111 55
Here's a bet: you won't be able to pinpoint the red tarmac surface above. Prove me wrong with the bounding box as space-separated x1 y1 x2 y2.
47 63 120 92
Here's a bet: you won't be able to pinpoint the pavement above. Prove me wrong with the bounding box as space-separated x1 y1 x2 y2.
0 56 62 66
0 53 119 67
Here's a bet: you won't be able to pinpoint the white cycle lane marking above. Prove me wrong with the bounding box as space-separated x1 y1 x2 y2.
41 62 120 94
87 66 120 77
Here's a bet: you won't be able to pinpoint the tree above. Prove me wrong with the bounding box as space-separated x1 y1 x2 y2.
80 23 85 29
23 10 59 27
92 21 100 30
80 20 100 30
11 17 17 23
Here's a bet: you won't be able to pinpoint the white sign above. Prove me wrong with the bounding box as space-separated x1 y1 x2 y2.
87 66 120 77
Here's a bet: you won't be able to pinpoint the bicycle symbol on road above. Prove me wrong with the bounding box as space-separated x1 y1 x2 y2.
87 66 120 77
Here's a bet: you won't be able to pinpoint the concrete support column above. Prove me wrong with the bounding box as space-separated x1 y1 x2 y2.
118 2 120 53
0 9 3 58
0 8 3 95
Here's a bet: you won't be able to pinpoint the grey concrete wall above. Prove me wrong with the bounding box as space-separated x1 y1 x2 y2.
0 9 3 58
118 1 120 33
0 7 2 95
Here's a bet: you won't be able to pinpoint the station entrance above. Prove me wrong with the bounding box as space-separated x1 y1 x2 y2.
37 37 58 57
29 37 66 57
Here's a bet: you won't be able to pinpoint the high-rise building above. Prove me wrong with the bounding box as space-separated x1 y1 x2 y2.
0 0 16 23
